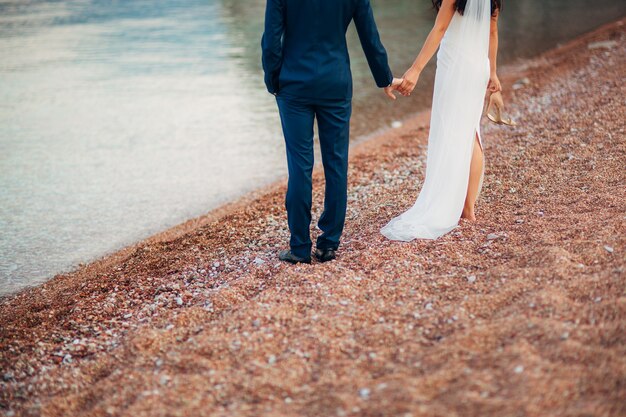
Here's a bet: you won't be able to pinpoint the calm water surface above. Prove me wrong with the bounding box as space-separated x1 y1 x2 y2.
1 0 624 295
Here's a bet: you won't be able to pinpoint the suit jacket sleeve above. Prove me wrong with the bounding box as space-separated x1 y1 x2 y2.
354 0 393 88
261 0 284 95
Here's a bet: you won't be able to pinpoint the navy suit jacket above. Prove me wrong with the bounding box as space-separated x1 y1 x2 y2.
261 0 393 100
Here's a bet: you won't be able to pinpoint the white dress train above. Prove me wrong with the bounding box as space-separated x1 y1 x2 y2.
381 0 491 241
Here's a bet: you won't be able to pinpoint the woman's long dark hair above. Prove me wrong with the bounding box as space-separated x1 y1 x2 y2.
432 0 502 16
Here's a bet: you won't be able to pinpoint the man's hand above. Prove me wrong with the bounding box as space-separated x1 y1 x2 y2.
384 77 404 100
398 67 420 96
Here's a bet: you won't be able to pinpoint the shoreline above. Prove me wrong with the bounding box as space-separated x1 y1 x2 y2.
1 18 625 417
0 93 433 301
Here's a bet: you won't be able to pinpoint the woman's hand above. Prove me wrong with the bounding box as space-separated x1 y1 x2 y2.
488 72 502 93
398 67 421 96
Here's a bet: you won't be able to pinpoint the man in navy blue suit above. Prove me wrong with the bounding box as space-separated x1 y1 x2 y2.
262 0 400 264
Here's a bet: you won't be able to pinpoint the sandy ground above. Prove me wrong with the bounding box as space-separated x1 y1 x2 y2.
1 19 625 417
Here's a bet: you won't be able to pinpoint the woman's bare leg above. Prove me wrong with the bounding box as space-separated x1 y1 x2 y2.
461 134 484 221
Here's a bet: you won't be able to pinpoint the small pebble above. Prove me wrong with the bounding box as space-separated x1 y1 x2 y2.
514 365 524 374
512 77 531 90
359 388 371 399
467 275 476 283
268 355 277 365
604 245 614 253
587 40 617 50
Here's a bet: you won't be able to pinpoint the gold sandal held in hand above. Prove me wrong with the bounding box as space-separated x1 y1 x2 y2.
486 91 517 126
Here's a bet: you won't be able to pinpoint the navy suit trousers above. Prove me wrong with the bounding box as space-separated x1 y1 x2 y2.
276 95 352 258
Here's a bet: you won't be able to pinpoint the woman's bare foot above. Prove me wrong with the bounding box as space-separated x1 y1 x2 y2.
461 206 476 221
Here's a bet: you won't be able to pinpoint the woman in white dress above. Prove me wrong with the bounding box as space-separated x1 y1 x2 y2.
381 0 503 241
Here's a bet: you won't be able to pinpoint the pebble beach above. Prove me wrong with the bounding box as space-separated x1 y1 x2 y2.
1 19 625 417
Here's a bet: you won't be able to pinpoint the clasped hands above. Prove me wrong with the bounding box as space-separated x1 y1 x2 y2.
383 67 420 100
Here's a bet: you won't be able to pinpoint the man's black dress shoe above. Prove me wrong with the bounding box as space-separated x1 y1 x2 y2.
314 248 336 263
279 250 311 264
